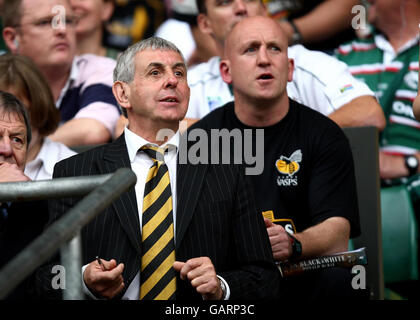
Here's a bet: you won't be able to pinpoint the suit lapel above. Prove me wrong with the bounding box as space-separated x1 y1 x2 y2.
176 158 208 250
98 134 142 255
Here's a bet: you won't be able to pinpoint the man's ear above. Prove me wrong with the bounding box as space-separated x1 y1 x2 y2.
288 58 294 82
101 0 115 22
3 27 20 53
197 13 213 35
112 81 131 112
220 60 232 84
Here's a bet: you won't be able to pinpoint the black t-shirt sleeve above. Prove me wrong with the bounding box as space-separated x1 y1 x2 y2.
307 127 361 238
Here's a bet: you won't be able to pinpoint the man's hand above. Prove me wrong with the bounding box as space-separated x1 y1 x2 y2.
173 257 223 300
0 163 30 182
83 258 125 299
264 218 292 262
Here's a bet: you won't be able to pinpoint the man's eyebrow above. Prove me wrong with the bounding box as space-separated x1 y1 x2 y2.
146 61 186 70
239 40 260 50
146 62 165 70
173 62 187 70
11 127 26 134
30 14 60 22
10 130 26 137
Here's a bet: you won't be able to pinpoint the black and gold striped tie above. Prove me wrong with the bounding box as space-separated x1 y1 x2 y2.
139 145 176 300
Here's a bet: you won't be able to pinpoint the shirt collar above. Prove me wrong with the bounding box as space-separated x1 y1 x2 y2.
124 126 180 163
27 138 55 176
374 33 419 57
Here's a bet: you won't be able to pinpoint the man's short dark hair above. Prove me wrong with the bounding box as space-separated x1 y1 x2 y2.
196 0 206 14
0 90 32 146
2 0 23 28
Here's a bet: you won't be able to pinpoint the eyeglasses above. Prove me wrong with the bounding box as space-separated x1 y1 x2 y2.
14 15 79 31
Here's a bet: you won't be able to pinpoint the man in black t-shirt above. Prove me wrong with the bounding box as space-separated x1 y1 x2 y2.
191 15 363 299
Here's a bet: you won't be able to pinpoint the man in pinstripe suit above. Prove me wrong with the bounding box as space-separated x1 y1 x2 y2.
45 37 279 300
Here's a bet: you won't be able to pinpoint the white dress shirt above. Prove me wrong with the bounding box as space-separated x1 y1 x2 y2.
24 138 76 181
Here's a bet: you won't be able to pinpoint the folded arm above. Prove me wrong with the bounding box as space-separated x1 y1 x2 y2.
279 0 358 45
49 118 111 147
328 95 386 130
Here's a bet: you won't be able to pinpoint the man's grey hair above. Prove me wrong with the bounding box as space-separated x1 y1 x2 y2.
113 36 185 84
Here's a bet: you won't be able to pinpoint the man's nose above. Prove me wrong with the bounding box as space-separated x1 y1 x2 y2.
164 74 179 88
257 48 270 65
53 16 72 35
234 0 248 16
54 24 68 36
0 138 13 158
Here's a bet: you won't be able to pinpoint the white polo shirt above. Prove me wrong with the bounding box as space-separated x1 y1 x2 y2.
186 44 375 119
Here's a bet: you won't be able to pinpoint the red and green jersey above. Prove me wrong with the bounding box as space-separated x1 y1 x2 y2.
336 34 419 155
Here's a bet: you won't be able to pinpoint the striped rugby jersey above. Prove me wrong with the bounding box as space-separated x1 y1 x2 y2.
56 54 121 136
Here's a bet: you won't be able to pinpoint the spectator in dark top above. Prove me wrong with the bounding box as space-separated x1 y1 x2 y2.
192 15 364 299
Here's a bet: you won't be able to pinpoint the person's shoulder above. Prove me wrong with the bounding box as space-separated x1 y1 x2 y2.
292 100 345 137
76 53 117 66
73 54 116 89
54 141 116 171
75 54 117 75
188 56 221 86
292 99 336 124
190 101 233 131
43 138 76 157
289 44 350 81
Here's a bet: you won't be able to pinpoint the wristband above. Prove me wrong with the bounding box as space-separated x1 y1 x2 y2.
288 233 302 260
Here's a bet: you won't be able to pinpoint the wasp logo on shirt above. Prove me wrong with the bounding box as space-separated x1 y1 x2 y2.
276 149 302 186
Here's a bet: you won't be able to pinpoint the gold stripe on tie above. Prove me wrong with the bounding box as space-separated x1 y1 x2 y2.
154 277 177 300
141 197 173 243
139 251 176 300
141 223 174 271
143 170 170 212
139 145 176 300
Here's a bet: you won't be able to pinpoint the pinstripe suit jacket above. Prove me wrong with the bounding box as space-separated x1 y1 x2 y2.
47 133 279 300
